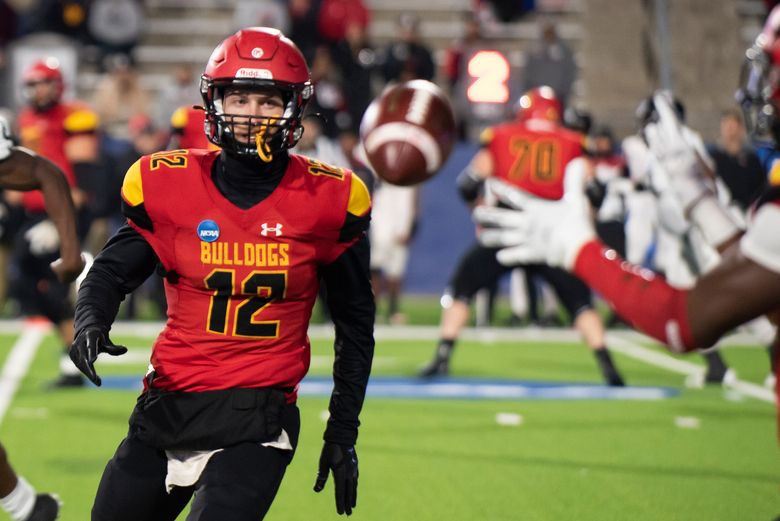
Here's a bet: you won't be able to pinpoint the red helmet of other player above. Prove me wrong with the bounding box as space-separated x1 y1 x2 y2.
200 27 313 157
22 58 64 111
514 86 561 123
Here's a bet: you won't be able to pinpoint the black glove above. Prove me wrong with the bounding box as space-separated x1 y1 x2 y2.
313 442 358 515
69 327 127 386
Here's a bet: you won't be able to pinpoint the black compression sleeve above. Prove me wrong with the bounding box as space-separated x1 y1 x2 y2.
74 225 160 335
456 167 484 203
320 234 375 445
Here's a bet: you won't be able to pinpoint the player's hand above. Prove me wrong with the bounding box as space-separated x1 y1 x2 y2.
473 179 595 270
643 91 716 214
69 327 127 387
50 253 86 284
313 442 359 515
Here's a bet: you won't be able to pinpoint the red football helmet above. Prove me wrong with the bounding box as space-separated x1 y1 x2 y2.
22 58 65 110
200 27 313 157
514 86 561 123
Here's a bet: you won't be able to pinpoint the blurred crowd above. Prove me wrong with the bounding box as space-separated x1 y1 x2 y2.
0 0 548 323
0 0 765 332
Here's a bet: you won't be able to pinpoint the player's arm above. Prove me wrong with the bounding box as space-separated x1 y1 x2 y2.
570 237 780 351
686 243 780 347
71 159 160 386
0 148 84 282
70 225 159 386
475 182 780 351
456 147 493 203
313 174 373 516
319 235 375 444
315 235 374 515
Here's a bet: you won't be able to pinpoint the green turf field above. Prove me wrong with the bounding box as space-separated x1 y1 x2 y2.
0 323 776 521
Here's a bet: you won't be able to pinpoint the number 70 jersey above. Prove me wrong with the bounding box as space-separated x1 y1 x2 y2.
120 149 371 394
482 119 585 201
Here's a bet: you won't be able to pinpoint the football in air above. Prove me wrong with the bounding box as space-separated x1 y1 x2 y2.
360 80 456 186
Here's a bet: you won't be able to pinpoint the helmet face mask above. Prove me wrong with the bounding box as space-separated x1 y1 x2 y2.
736 44 780 144
736 4 780 145
200 28 313 159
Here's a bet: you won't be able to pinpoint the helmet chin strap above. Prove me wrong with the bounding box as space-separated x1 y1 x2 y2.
254 118 277 163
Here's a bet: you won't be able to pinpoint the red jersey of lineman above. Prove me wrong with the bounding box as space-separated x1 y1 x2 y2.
17 102 97 212
120 149 371 398
484 120 584 200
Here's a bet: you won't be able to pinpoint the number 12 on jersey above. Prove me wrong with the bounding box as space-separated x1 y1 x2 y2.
204 269 287 338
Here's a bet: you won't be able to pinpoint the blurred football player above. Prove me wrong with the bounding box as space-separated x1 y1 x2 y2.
616 100 739 386
419 86 626 386
473 91 780 430
167 105 216 150
0 115 85 521
370 180 419 324
69 27 373 520
13 57 100 387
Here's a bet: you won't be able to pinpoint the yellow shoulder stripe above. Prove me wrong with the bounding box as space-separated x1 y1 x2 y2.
348 173 371 216
479 127 494 145
64 109 99 133
121 159 144 206
770 159 780 187
170 106 188 129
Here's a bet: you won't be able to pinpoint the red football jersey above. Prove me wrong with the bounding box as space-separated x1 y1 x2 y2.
120 149 371 398
484 119 584 200
17 101 96 212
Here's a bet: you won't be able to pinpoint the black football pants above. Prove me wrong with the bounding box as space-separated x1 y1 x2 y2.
448 242 593 317
91 404 300 521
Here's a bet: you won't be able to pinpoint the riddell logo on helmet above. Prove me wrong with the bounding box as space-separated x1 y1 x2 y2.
251 48 264 58
236 68 273 79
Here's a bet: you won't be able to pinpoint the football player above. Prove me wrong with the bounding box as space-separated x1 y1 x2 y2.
0 115 85 521
370 180 419 324
615 99 738 385
13 57 101 387
473 91 780 425
419 86 626 387
167 105 216 150
69 28 373 520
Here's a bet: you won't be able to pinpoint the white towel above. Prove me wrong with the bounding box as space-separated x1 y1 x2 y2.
164 429 293 492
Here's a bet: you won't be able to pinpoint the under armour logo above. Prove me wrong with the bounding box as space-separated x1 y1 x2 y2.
260 223 283 237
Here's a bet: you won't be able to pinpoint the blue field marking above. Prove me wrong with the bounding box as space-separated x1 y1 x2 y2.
301 376 678 400
100 375 679 400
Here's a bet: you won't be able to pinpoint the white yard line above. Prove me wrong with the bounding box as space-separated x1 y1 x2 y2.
0 320 771 404
0 320 766 346
0 323 49 426
606 333 776 404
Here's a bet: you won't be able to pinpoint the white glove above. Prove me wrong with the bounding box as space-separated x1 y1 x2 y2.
643 91 743 247
0 115 13 161
643 91 716 213
24 219 60 256
474 179 595 270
